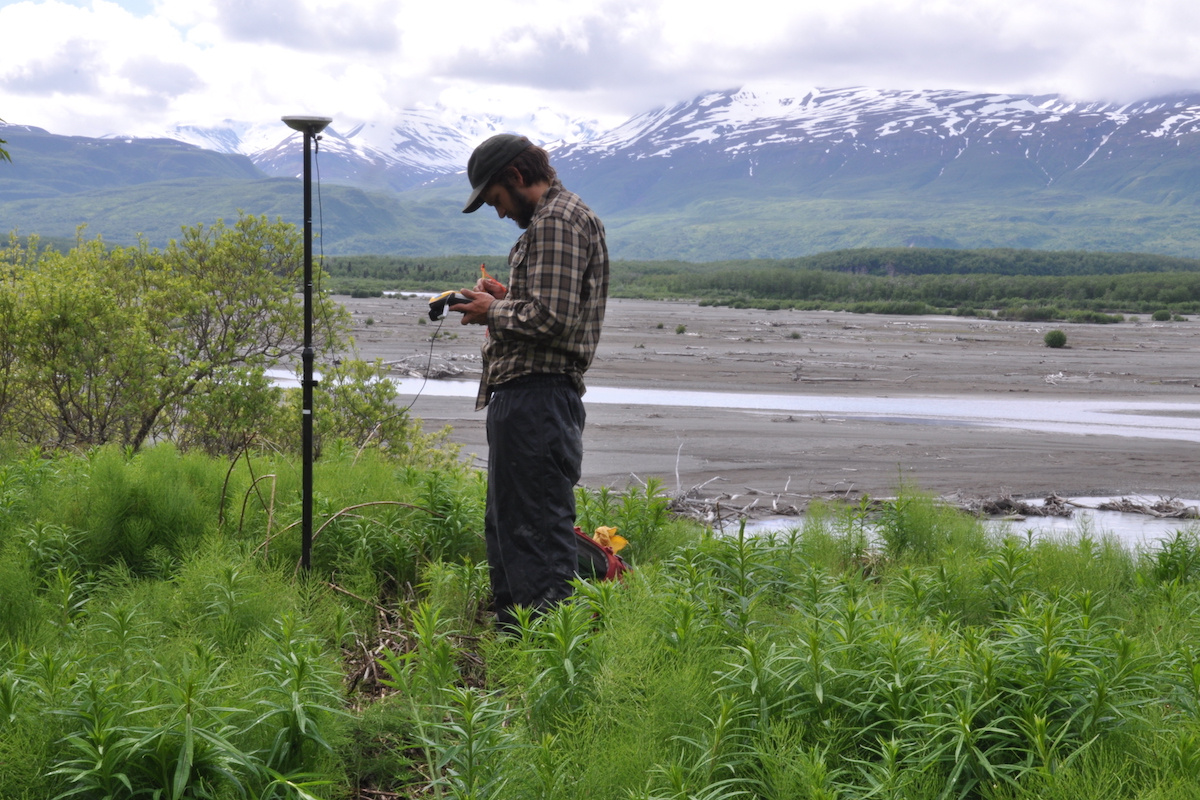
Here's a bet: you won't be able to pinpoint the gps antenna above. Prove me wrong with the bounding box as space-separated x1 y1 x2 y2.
282 115 332 573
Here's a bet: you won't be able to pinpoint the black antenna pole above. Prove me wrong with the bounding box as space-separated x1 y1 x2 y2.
281 115 332 572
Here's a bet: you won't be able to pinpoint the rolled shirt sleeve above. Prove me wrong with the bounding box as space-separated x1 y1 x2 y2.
487 215 589 341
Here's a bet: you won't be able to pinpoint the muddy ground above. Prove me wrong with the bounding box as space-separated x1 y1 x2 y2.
341 295 1200 506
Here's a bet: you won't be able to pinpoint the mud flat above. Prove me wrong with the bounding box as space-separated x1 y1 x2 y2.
342 295 1200 506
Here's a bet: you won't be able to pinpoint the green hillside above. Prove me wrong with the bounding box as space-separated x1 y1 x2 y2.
0 125 262 201
5 178 1200 260
600 194 1200 261
3 121 1200 260
0 177 515 254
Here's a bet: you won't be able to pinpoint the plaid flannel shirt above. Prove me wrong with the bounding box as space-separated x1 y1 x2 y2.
477 179 609 409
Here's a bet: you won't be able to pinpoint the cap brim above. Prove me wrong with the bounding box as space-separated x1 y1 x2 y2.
463 183 486 214
463 134 532 212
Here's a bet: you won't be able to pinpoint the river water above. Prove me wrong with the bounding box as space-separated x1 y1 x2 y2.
269 371 1200 548
383 377 1200 444
744 499 1199 550
392 378 1200 549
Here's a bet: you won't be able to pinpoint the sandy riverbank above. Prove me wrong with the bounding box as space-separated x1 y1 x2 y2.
340 295 1200 505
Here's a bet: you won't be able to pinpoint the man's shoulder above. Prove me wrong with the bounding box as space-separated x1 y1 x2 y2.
539 182 600 227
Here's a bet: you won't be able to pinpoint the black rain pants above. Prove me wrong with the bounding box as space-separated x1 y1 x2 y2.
484 373 585 628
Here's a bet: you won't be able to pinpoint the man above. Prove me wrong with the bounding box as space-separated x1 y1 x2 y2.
456 134 609 629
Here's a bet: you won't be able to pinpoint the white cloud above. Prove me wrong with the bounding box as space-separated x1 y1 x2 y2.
204 0 400 53
0 0 1198 139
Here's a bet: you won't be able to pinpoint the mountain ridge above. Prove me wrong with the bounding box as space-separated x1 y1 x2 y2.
122 85 1200 200
2 83 1199 259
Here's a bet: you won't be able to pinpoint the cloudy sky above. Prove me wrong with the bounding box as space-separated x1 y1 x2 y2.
1 0 1199 140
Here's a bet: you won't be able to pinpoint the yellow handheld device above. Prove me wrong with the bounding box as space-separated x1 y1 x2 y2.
428 291 469 321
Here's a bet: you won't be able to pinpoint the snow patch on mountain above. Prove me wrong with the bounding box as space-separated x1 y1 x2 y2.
117 83 1200 192
137 105 603 188
553 85 1200 166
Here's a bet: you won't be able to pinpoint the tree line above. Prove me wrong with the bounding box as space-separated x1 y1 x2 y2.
321 247 1200 313
324 254 508 285
770 247 1200 276
616 267 1200 315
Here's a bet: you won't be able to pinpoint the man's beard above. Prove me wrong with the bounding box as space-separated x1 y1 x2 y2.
503 180 539 229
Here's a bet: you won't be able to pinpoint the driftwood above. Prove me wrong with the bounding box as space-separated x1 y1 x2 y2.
1095 497 1200 519
381 354 478 380
668 476 808 527
956 493 1200 520
667 478 1197 528
959 493 1073 518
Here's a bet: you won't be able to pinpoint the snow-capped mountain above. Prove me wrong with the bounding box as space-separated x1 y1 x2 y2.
149 106 604 193
6 82 1200 259
135 84 1200 201
557 84 1200 162
545 84 1200 214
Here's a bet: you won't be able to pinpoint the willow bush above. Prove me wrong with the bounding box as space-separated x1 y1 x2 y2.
0 219 367 456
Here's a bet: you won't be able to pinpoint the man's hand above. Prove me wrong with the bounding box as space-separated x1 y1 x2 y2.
474 277 508 299
458 288 495 325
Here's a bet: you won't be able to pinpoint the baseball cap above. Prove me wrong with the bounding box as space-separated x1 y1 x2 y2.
462 134 532 213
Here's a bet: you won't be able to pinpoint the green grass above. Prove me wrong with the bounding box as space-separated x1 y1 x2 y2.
2 449 1200 799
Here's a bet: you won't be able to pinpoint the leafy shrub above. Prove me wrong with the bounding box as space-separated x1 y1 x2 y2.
0 217 348 454
1149 531 1200 585
675 324 687 334
876 488 985 562
1005 305 1062 321
1044 329 1067 348
0 555 40 643
60 446 223 576
1153 309 1172 321
172 367 283 459
849 301 931 315
295 359 419 459
1066 310 1123 324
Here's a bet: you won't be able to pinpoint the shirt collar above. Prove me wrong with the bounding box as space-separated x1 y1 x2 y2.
531 178 564 220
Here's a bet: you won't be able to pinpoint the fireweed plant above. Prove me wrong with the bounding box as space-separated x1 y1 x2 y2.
0 443 1199 798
